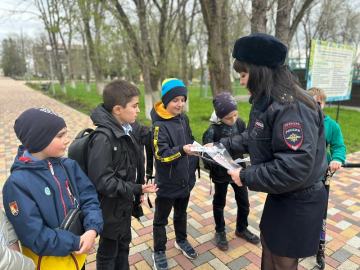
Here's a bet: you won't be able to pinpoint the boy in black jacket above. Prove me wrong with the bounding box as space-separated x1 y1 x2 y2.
202 92 259 251
151 78 199 270
87 80 158 270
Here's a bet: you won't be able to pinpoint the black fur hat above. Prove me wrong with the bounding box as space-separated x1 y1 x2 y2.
232 33 287 68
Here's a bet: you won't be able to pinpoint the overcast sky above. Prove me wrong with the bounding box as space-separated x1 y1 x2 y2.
0 1 43 42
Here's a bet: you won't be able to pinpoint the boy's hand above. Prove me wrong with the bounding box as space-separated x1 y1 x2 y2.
142 183 159 193
183 144 197 155
329 161 342 173
139 195 145 206
74 229 97 255
227 168 243 187
203 143 213 148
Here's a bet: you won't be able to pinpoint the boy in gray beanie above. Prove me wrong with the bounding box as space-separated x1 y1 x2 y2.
202 92 259 251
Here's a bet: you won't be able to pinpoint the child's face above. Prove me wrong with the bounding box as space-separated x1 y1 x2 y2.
221 110 238 126
40 127 70 159
117 96 140 124
166 95 186 116
313 95 325 109
239 72 250 95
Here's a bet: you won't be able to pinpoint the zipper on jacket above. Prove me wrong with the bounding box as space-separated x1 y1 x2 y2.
65 181 74 205
169 164 172 179
70 253 80 270
180 119 190 183
37 256 42 270
48 162 67 217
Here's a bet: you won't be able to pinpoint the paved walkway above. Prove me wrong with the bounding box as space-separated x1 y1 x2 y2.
1 77 360 270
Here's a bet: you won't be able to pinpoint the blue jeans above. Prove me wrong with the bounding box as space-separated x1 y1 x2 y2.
96 226 131 270
213 181 249 232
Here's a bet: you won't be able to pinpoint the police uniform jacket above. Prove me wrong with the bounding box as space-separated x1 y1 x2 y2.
220 92 328 194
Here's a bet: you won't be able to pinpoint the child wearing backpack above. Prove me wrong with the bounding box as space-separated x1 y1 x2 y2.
202 92 260 251
3 108 104 270
86 79 158 270
151 78 199 270
0 210 35 270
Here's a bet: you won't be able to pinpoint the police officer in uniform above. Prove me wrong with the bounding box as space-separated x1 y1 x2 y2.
210 33 328 269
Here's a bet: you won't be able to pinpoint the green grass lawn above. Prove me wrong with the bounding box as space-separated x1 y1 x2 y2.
27 82 360 154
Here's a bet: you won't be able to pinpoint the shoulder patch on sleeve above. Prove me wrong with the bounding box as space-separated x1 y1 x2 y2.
9 201 19 216
283 121 303 151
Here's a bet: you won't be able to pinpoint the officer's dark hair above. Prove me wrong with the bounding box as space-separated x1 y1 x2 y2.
233 59 318 110
103 79 141 112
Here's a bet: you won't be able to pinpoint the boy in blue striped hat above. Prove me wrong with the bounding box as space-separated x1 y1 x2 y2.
151 78 199 270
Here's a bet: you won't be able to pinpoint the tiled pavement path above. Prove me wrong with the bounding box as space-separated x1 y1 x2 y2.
1 77 360 270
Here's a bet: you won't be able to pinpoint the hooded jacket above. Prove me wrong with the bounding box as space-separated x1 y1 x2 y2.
0 210 35 270
151 101 198 198
202 111 246 183
3 146 103 269
324 115 346 165
87 104 145 240
220 93 328 195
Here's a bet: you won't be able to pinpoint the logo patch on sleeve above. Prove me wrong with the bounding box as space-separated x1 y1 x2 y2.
255 119 264 129
9 201 19 216
283 121 303 151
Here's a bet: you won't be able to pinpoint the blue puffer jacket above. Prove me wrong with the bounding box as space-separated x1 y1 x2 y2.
3 146 103 257
151 102 199 198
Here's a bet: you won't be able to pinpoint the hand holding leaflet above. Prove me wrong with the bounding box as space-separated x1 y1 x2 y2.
192 142 241 171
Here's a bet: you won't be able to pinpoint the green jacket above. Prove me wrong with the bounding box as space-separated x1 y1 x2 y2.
324 116 346 165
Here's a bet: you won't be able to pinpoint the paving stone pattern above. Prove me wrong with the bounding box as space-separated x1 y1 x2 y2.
1 78 360 269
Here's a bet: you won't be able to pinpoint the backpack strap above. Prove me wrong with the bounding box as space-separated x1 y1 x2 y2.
183 113 200 178
211 123 222 143
235 118 246 134
183 114 194 140
91 127 122 169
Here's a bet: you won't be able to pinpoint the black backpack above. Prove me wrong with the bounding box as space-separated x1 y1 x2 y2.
68 127 122 175
202 118 245 172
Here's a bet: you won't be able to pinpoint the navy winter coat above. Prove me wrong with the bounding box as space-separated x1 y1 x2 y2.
151 102 198 198
3 146 103 257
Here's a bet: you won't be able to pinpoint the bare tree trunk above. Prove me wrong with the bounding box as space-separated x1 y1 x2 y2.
200 0 232 96
78 0 104 94
80 29 91 92
150 73 161 103
68 51 76 89
251 0 267 33
275 0 294 48
137 0 153 120
221 0 232 94
179 0 198 112
125 48 134 84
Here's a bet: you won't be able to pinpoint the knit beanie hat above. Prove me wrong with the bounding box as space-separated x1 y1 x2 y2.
161 78 187 107
213 92 238 119
232 33 287 68
14 108 67 153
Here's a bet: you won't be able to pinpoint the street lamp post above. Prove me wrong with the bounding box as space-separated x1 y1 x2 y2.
26 59 30 82
46 45 55 96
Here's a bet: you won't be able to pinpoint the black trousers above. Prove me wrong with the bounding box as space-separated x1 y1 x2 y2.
213 181 250 232
96 226 132 270
153 195 190 251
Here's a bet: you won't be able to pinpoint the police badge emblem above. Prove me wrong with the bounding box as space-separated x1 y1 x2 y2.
9 201 19 216
283 121 303 151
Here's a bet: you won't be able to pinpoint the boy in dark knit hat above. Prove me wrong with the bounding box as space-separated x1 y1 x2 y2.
202 92 259 251
3 108 103 270
151 78 199 270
